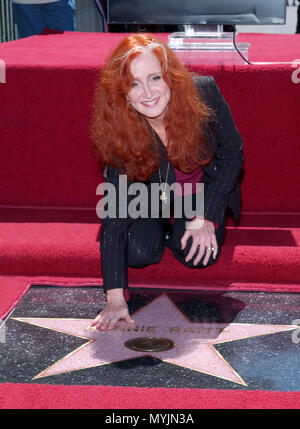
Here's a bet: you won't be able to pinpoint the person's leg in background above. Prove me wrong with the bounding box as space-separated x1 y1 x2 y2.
12 3 46 38
45 0 76 32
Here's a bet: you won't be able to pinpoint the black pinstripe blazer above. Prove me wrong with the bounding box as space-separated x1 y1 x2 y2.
100 75 244 290
195 75 244 224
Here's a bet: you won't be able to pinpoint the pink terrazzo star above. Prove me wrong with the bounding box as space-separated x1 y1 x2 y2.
12 294 297 385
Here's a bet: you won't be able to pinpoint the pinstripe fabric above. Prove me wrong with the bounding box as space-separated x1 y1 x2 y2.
100 76 244 291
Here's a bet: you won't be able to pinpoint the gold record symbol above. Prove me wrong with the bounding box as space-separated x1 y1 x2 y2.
124 336 176 353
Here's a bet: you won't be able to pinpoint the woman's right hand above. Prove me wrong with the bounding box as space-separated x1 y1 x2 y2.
89 288 134 331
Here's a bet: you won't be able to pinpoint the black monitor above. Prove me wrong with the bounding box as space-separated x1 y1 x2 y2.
107 0 286 26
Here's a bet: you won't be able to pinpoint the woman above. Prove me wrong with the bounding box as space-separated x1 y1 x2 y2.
90 34 244 331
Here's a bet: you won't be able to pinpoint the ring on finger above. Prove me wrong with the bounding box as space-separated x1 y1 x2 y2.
206 245 215 252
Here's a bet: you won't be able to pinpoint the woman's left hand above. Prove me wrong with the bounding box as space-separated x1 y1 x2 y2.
181 218 217 266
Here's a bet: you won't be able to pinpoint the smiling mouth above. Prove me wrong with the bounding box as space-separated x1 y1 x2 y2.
141 97 159 107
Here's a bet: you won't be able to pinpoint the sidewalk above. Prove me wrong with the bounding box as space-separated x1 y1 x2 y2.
236 4 298 34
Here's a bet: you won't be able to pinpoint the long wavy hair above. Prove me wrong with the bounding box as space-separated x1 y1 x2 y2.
90 34 216 182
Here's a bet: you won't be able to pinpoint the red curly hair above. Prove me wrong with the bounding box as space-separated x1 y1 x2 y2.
90 34 216 182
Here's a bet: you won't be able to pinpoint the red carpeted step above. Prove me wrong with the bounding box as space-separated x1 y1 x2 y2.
0 209 299 285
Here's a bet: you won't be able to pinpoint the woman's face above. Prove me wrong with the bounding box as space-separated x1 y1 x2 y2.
126 50 171 123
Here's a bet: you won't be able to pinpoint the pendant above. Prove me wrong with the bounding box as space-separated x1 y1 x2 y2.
160 191 168 203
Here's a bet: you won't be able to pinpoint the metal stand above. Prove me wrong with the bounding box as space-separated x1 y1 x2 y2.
168 25 250 65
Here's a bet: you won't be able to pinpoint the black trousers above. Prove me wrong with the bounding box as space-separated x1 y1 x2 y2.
127 213 227 271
